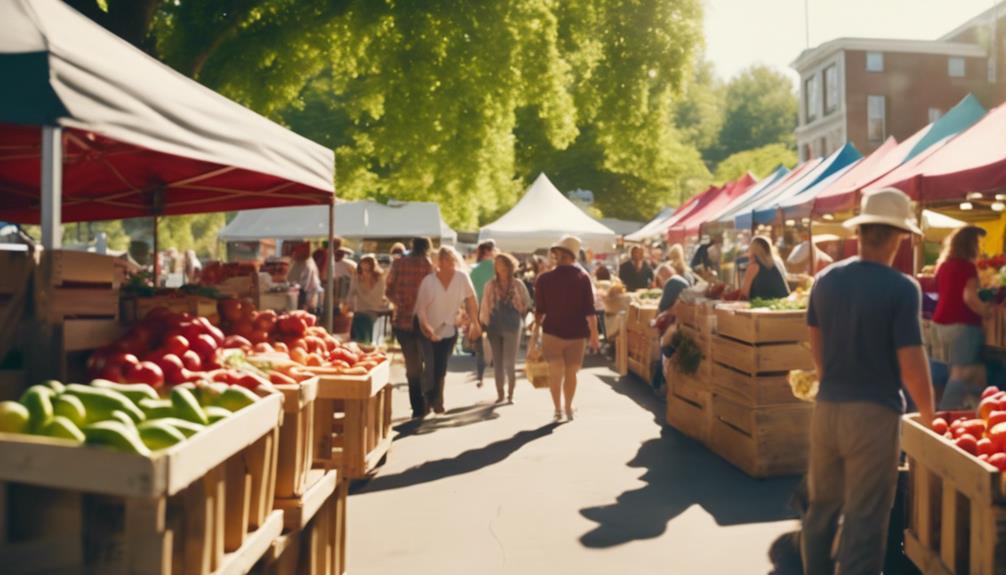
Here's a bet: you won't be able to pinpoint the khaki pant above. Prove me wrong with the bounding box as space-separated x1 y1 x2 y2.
802 401 901 575
542 333 586 383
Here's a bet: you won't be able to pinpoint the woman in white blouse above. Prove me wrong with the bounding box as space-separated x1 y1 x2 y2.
415 246 481 414
347 255 388 344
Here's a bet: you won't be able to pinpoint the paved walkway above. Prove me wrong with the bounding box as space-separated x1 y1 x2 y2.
347 354 804 575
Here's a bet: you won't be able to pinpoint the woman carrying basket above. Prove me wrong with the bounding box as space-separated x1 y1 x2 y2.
480 253 532 404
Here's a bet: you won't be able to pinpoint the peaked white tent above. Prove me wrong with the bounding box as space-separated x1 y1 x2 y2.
219 200 457 243
479 173 617 253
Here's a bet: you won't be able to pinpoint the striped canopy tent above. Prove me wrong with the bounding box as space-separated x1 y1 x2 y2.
718 161 822 228
730 160 824 230
624 206 676 242
665 173 758 243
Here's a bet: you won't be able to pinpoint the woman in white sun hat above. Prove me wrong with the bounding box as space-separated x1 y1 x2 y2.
533 235 601 420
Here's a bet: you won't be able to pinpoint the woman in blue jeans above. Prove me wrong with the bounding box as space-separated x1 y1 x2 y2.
480 253 531 403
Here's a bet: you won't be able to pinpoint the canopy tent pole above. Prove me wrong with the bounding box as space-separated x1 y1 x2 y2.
324 196 335 332
808 219 816 275
913 202 924 275
40 126 62 250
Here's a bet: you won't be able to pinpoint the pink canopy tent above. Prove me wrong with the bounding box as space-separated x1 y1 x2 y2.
872 102 1006 202
653 184 722 239
808 137 900 216
667 173 757 242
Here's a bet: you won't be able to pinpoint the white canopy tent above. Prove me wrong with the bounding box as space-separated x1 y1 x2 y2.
219 200 457 243
479 173 617 253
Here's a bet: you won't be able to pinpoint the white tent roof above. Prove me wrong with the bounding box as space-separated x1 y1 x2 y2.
625 206 676 242
219 200 457 243
478 173 617 253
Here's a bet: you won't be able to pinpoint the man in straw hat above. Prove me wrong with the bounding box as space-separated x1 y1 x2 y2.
534 235 601 421
801 188 935 574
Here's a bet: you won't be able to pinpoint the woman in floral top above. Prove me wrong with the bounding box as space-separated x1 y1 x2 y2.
480 253 532 403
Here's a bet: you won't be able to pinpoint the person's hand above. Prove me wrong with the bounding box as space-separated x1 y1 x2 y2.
589 333 601 354
469 323 482 341
919 407 935 430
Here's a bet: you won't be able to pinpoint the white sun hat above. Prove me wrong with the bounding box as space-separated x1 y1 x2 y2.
843 188 922 236
550 234 582 257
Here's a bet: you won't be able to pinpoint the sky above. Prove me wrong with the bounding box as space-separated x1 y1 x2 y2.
704 0 1000 84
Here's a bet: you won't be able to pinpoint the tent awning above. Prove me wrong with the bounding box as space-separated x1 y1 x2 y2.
624 206 676 242
704 166 789 225
478 173 617 253
667 173 757 241
730 159 823 229
804 136 901 217
218 201 457 242
0 0 334 224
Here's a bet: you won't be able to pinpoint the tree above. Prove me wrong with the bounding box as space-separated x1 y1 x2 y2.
712 65 797 165
713 143 798 184
673 57 724 161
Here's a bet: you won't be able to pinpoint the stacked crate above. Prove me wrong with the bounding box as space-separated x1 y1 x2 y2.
625 301 659 381
665 297 718 443
709 305 813 478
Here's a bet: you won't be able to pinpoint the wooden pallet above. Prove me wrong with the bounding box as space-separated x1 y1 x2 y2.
711 334 814 375
665 367 712 443
274 377 320 500
258 475 348 575
708 393 811 478
714 305 808 344
0 393 283 575
902 413 1006 574
312 361 393 479
711 362 801 407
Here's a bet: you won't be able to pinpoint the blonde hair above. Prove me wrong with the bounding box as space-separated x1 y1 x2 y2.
667 244 689 276
437 245 468 273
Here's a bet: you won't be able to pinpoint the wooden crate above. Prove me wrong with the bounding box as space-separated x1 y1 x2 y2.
665 367 712 443
36 250 120 322
274 378 320 500
711 335 814 375
711 362 802 407
708 393 812 478
312 360 393 479
258 475 347 575
902 413 1006 575
122 294 219 324
714 306 808 344
26 318 124 383
0 393 283 575
0 249 32 363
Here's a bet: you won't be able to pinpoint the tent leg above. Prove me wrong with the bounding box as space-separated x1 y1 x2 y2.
40 126 62 250
808 219 816 275
325 197 335 332
152 216 160 287
913 203 924 275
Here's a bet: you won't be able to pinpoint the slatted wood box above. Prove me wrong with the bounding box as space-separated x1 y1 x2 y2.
0 393 283 575
711 362 802 407
708 393 811 478
274 377 320 500
258 472 347 575
714 306 808 344
711 335 814 375
35 250 121 323
902 413 1006 575
310 360 393 479
122 294 219 324
665 366 712 444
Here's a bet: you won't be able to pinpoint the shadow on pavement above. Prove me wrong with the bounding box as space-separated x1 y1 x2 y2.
356 422 561 494
393 402 503 438
578 371 801 551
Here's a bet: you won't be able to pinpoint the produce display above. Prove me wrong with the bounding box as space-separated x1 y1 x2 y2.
668 330 701 375
0 377 262 455
634 288 662 302
931 386 1006 470
750 289 810 311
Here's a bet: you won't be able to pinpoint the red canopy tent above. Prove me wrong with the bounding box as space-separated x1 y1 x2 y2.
653 184 722 240
667 173 757 242
809 137 900 216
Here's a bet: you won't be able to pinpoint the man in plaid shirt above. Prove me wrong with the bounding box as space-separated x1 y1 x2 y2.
387 237 435 418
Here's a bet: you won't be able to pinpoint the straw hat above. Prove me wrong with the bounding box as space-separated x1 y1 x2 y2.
550 235 582 257
844 188 922 236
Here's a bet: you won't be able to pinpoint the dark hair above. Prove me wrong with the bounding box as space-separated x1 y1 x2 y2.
411 237 431 256
939 225 985 265
858 224 905 249
357 254 383 277
477 240 496 258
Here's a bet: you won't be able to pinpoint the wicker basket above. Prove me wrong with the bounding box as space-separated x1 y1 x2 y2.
525 331 551 389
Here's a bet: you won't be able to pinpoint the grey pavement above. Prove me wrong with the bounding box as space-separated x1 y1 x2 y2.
347 353 803 575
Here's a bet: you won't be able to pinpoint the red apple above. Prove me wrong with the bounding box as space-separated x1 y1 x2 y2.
163 334 190 356
181 349 202 371
190 334 219 363
155 353 186 385
125 361 165 389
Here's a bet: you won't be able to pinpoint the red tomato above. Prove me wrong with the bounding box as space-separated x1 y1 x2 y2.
980 397 1000 420
180 349 202 371
990 422 1006 451
982 386 1001 400
273 342 289 354
125 361 165 389
991 452 1006 470
931 417 949 435
955 434 979 455
278 315 307 337
978 437 995 456
162 334 190 356
223 335 252 350
193 316 225 345
191 334 219 363
218 298 243 323
155 354 186 385
269 371 297 386
960 419 987 439
254 312 277 333
250 330 270 344
234 372 268 390
989 411 1006 429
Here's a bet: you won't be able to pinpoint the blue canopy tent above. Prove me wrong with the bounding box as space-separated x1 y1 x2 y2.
730 159 824 230
717 163 819 227
701 166 789 228
742 143 862 228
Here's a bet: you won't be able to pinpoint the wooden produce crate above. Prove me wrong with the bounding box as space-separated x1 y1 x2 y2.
273 377 320 501
714 306 808 344
708 393 811 478
678 298 718 340
0 249 33 363
711 362 802 407
122 294 219 324
711 335 814 375
25 318 125 383
257 474 347 575
665 367 712 443
311 360 393 479
902 413 1006 575
35 250 121 322
985 306 1006 350
0 393 284 575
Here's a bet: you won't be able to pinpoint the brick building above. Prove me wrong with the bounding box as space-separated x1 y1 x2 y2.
793 6 1006 161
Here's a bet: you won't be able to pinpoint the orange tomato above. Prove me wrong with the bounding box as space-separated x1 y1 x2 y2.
290 348 309 365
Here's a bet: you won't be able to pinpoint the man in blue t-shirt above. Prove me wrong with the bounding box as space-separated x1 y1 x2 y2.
802 188 934 575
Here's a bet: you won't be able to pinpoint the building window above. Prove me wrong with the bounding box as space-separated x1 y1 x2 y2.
867 95 886 141
866 51 884 72
928 107 943 122
948 57 965 77
819 137 829 157
824 64 839 114
805 75 819 122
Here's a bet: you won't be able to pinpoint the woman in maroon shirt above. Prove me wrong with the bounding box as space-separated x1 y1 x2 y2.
933 226 991 409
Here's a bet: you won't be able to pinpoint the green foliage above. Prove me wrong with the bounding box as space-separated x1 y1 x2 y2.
22 221 130 252
711 65 798 164
673 57 724 159
713 143 798 184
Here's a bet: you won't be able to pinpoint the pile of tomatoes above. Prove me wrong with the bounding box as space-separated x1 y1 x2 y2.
933 386 1006 470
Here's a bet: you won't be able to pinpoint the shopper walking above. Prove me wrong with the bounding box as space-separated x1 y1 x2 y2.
801 188 935 575
415 246 481 414
469 240 498 387
932 226 991 409
618 245 654 292
480 253 532 404
386 237 435 418
741 235 790 300
287 243 321 312
347 255 388 344
535 235 601 421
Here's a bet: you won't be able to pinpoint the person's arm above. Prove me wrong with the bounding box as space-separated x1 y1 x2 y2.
900 346 935 427
588 314 600 352
479 282 493 327
517 281 532 314
462 274 481 338
740 261 759 299
808 326 824 380
414 278 437 340
963 277 991 317
385 262 400 307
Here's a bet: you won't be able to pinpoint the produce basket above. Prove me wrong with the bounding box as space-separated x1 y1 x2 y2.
525 331 550 389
